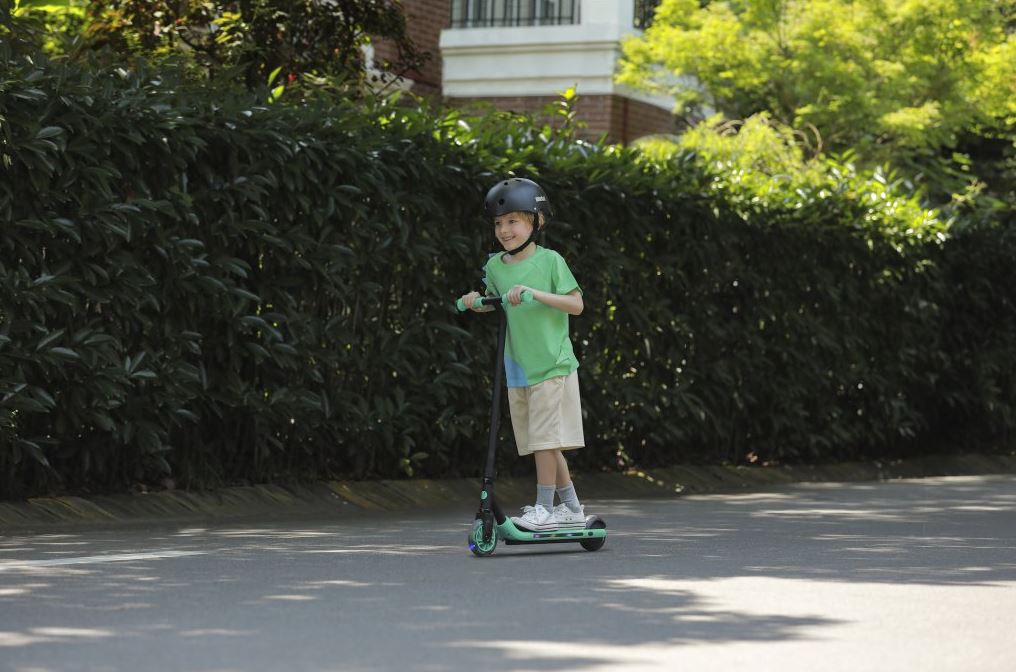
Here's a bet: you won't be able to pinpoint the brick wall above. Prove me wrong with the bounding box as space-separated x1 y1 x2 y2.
447 94 675 144
372 2 677 140
373 0 448 98
612 96 677 143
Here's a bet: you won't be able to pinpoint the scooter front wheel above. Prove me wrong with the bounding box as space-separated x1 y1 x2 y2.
468 519 497 557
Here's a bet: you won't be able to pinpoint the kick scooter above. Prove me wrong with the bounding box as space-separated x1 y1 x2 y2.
456 291 607 556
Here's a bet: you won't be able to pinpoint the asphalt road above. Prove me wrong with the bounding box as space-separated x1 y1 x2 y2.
1 475 1015 672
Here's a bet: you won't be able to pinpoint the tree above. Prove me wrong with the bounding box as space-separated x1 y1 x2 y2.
82 0 427 93
619 0 1016 206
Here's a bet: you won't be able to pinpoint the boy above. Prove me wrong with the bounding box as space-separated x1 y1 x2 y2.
458 177 587 531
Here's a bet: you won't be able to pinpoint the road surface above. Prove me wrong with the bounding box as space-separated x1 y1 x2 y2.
2 475 1014 671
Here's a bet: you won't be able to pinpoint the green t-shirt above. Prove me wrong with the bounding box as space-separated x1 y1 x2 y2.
482 246 581 388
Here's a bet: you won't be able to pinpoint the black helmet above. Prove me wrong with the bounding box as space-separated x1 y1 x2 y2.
483 178 553 221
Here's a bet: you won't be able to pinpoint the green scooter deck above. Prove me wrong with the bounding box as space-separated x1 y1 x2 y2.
498 516 607 545
468 510 607 555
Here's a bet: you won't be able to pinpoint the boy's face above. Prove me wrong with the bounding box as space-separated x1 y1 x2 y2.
493 211 535 250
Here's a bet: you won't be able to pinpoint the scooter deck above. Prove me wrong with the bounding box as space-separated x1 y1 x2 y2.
498 516 607 545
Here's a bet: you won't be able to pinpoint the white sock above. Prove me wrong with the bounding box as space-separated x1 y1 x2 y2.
556 482 581 513
537 484 556 512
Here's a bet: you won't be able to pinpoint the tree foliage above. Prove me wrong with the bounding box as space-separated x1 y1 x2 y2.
17 0 428 92
619 0 1016 207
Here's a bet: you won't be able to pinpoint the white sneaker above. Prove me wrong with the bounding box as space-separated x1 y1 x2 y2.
520 503 585 528
553 504 586 528
512 504 558 531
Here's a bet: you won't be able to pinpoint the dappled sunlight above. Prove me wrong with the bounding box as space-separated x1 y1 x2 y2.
196 528 341 539
579 500 665 517
258 594 318 602
591 476 1016 587
699 492 798 503
450 573 1016 671
0 584 49 597
0 550 206 571
302 544 459 556
297 579 375 588
0 627 114 648
178 628 254 637
0 567 95 578
585 576 839 642
33 627 113 638
450 639 612 670
606 577 699 597
452 637 780 671
85 602 157 612
752 506 914 521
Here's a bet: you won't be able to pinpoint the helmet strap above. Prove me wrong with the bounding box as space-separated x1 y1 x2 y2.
504 228 538 256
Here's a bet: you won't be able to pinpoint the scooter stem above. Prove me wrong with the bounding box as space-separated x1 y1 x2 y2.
485 302 507 483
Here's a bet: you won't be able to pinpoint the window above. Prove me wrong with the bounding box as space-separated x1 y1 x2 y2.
634 0 661 30
450 0 580 28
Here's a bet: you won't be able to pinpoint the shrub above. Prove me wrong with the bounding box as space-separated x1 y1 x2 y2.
2 54 1013 499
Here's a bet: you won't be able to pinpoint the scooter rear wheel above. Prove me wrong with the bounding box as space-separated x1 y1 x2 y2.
468 519 497 556
580 519 606 552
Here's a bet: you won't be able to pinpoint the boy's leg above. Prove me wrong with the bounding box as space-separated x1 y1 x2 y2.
534 449 559 485
511 450 558 530
533 450 558 512
553 450 571 486
553 450 583 514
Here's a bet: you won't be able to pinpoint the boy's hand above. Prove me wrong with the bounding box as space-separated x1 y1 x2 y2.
507 285 536 306
460 291 482 311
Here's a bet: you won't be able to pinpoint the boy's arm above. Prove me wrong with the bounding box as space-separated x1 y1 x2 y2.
508 286 583 316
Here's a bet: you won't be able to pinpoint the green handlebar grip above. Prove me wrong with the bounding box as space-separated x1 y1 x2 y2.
456 291 533 311
500 291 535 306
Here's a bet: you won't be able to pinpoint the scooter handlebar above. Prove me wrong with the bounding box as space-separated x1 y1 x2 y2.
456 291 534 312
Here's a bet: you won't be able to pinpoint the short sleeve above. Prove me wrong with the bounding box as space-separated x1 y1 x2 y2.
551 252 581 295
482 255 499 296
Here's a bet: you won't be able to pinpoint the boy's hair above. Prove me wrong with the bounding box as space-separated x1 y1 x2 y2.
509 210 546 230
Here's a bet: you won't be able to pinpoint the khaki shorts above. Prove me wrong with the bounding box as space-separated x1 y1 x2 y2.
507 370 585 457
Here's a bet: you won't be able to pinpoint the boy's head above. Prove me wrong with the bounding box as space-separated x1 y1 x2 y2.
484 178 552 254
493 210 545 251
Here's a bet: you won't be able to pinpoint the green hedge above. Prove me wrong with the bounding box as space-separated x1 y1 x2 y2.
2 56 1014 498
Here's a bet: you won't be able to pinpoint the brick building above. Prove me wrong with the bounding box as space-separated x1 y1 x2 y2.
376 0 673 144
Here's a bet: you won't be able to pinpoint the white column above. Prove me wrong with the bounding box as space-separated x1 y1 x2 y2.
581 0 635 28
